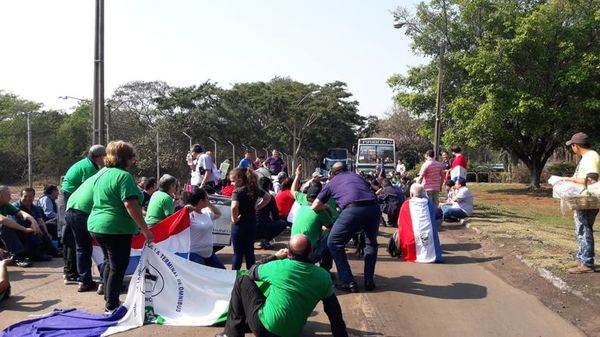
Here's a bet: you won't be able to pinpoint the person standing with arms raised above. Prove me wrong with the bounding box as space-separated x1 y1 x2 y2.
311 162 381 292
87 141 153 313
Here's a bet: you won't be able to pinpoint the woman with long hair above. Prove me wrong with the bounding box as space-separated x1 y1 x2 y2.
229 168 271 269
87 141 153 314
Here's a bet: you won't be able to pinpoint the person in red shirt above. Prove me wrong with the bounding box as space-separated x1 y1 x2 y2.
275 178 295 219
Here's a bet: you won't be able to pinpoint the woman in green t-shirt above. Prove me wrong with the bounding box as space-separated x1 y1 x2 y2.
145 174 178 226
87 141 154 314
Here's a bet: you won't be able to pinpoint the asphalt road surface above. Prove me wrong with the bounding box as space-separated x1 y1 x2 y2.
0 226 587 337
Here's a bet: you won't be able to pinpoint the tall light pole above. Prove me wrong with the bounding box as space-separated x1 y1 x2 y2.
93 0 106 145
208 136 218 164
263 147 269 159
394 20 444 160
226 139 235 164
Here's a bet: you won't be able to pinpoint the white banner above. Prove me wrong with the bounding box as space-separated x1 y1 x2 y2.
103 245 237 336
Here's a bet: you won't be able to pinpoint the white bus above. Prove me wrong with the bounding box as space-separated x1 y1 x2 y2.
355 138 396 174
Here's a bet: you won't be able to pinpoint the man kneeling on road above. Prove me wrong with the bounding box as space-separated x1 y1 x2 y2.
216 234 348 337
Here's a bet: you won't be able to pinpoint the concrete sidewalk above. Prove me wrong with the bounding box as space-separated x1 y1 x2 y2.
0 226 587 337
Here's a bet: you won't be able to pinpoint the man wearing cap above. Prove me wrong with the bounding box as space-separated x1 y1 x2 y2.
561 132 600 274
311 162 381 292
60 145 106 285
300 171 324 193
191 144 217 193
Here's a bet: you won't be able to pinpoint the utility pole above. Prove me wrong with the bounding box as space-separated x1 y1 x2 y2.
433 43 445 160
226 140 235 165
27 110 32 188
93 0 106 145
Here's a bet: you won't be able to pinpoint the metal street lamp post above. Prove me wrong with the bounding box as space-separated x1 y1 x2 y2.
93 0 106 145
250 146 258 160
393 21 444 160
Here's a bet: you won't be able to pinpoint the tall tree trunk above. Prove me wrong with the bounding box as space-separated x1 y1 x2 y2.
524 159 545 189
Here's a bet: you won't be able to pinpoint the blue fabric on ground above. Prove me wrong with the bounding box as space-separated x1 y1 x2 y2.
0 306 126 337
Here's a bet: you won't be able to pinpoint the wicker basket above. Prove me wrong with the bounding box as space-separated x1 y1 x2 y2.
562 195 600 210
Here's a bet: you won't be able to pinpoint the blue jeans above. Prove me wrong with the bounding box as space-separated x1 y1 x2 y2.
66 209 93 283
574 209 597 267
442 205 468 221
327 204 381 284
311 233 332 271
231 220 256 270
189 252 226 269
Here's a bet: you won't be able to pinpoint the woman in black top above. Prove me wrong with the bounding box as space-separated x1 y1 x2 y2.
230 168 271 269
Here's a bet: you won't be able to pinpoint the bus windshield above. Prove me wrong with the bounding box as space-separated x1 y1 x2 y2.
357 145 395 164
326 148 348 160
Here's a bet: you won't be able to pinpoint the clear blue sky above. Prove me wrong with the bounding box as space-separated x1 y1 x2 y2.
0 0 425 117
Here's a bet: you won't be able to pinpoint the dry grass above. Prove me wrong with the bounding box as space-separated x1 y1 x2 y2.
468 183 598 273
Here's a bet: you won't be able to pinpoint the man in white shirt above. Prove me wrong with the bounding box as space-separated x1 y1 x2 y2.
396 160 406 176
191 144 217 193
440 178 473 223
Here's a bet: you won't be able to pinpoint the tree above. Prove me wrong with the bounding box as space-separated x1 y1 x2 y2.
390 0 600 187
375 105 431 169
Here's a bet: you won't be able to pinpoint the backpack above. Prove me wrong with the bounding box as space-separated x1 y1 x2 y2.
387 230 401 258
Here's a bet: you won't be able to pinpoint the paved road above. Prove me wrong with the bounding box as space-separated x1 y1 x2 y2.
0 226 587 337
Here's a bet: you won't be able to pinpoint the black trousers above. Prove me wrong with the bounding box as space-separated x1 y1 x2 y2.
90 232 132 311
224 275 278 337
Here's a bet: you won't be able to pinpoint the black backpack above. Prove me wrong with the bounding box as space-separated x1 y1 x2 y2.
387 230 401 258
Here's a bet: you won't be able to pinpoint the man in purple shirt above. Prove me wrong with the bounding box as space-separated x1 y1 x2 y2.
263 150 286 176
311 162 381 292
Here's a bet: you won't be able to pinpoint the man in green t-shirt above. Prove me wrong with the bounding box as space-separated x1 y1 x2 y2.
561 132 600 274
216 234 347 337
291 182 333 272
0 186 39 267
60 144 106 286
61 145 106 199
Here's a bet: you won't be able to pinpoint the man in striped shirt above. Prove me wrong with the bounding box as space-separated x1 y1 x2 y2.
417 150 444 208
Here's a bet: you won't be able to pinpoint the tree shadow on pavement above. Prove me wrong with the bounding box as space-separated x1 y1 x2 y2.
304 320 383 336
372 275 487 300
1 295 60 312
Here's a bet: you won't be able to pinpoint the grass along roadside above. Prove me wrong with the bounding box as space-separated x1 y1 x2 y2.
466 183 599 296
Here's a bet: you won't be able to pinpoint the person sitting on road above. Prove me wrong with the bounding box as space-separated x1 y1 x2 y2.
439 177 473 223
141 177 157 213
13 188 55 260
376 179 404 228
215 234 348 337
145 174 178 227
0 186 41 268
397 183 443 263
291 180 334 272
256 177 286 250
37 184 59 239
185 188 225 269
275 178 295 219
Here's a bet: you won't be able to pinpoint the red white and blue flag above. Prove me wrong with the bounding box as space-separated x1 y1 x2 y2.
92 208 192 275
397 197 443 263
449 154 468 181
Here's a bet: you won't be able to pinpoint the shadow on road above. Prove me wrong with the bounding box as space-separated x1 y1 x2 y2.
441 243 481 251
1 296 60 312
373 275 487 300
442 255 502 265
8 272 50 282
304 320 384 336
